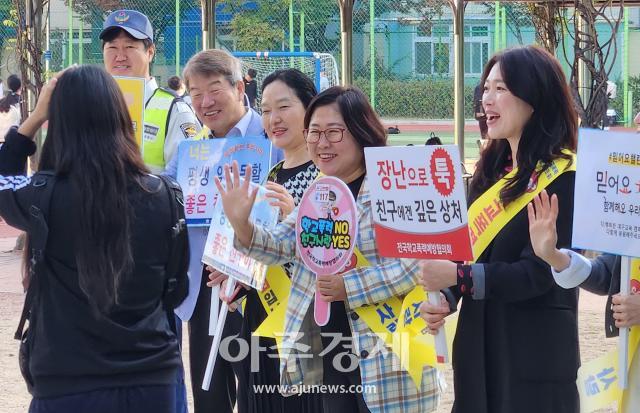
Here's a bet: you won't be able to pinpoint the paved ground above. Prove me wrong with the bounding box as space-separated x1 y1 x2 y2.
0 218 617 412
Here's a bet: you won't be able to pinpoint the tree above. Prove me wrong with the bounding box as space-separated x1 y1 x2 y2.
13 0 48 122
481 1 532 45
71 0 176 41
221 0 288 51
528 0 562 53
559 0 624 128
0 3 17 71
230 13 285 50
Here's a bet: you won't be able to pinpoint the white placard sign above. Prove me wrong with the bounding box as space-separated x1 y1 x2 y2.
364 145 472 260
573 128 640 257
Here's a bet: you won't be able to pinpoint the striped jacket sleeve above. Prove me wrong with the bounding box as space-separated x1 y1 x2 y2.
342 257 419 309
0 127 38 232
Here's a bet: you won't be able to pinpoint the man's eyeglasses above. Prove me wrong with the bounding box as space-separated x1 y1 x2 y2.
303 128 346 144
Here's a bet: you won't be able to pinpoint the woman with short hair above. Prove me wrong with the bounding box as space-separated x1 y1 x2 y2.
216 86 440 413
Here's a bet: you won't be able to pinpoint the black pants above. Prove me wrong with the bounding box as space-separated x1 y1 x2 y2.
29 384 175 413
322 363 371 413
188 268 246 413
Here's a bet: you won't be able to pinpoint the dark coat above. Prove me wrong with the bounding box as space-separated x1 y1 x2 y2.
579 253 620 338
450 171 580 413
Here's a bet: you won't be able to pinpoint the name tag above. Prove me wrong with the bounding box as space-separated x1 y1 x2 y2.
144 124 159 142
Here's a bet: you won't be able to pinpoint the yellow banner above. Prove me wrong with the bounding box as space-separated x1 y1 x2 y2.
468 153 576 262
114 76 146 149
395 287 456 386
577 350 621 412
621 259 640 412
578 261 640 413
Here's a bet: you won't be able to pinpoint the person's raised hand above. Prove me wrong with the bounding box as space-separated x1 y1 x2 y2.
527 190 558 262
32 71 64 123
265 181 295 219
527 190 570 271
18 69 67 138
214 161 258 248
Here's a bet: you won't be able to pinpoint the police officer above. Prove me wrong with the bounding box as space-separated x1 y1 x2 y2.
100 9 201 174
100 10 199 413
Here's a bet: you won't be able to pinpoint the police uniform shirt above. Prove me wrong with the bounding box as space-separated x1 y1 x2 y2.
144 77 201 174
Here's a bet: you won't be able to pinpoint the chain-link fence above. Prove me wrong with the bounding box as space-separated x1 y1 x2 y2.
5 1 640 123
0 4 19 81
46 0 203 88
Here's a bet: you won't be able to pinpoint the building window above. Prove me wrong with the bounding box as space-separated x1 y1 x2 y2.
464 41 489 74
415 42 451 75
463 25 490 75
414 24 451 76
434 43 450 74
415 42 432 75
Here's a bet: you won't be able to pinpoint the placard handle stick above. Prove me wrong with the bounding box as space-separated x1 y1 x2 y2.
619 256 631 390
314 272 331 326
428 291 449 363
202 278 236 391
208 285 220 335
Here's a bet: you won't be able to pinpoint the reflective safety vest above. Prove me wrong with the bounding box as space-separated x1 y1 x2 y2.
143 88 176 170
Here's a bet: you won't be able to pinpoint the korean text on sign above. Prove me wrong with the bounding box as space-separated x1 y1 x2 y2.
364 145 472 261
573 128 640 257
177 137 272 226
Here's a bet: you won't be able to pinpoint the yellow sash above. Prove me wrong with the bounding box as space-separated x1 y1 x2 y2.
355 282 457 386
578 262 640 412
468 153 576 262
253 249 453 388
257 265 291 315
621 259 640 412
253 251 373 350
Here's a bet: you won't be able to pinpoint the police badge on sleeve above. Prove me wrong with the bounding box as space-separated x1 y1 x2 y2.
180 123 198 139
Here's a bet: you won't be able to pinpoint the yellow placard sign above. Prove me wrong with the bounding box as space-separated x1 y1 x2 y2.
578 262 640 413
114 76 145 150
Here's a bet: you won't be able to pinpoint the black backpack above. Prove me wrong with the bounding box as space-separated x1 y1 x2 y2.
160 174 190 310
14 173 189 389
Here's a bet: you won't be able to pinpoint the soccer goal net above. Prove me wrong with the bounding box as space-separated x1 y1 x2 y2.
233 51 340 104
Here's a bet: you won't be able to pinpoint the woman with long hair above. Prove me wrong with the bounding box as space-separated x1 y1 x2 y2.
209 68 323 413
215 86 440 412
0 65 187 412
419 45 579 413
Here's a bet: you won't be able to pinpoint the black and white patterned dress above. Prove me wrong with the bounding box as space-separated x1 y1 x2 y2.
241 159 322 413
267 160 319 205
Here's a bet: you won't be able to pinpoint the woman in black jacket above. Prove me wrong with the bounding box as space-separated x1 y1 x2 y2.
419 46 580 413
0 65 187 413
